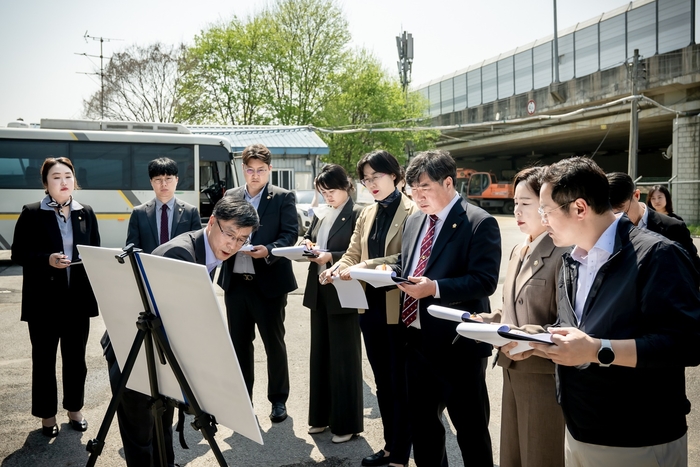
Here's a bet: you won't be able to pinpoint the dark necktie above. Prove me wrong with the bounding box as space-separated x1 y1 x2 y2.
401 214 438 326
160 205 169 245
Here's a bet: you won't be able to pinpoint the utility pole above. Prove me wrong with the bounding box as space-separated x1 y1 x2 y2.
553 0 560 84
628 49 640 179
76 32 122 120
396 31 414 95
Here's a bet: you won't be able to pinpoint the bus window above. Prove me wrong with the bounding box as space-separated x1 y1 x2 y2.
0 139 68 188
71 142 130 189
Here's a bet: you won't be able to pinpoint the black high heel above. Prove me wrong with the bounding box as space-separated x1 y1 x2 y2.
67 412 88 432
42 423 59 437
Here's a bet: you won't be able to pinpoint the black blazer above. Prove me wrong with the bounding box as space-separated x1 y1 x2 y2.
218 183 298 296
11 201 101 322
302 199 363 312
400 199 501 361
152 228 207 266
646 209 700 277
126 197 201 254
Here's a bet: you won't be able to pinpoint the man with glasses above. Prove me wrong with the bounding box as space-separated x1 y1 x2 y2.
525 157 700 467
219 143 298 423
127 157 202 254
105 197 258 467
606 171 700 282
395 150 501 466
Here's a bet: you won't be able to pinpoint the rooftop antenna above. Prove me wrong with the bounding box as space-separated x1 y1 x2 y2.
396 30 413 95
76 31 123 120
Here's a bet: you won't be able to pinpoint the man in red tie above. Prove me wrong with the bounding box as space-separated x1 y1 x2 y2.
396 150 501 467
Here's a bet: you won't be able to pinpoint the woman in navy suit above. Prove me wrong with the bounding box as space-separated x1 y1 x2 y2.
302 164 364 443
11 157 100 437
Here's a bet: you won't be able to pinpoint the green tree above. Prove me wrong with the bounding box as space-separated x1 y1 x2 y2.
83 42 185 122
264 0 350 125
314 50 438 173
176 16 273 125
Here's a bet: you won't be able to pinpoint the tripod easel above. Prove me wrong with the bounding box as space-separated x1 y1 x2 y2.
85 245 228 467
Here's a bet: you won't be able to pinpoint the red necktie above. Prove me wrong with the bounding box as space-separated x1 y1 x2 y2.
401 214 438 326
160 205 169 245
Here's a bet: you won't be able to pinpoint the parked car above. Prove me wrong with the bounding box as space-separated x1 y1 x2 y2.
294 190 326 236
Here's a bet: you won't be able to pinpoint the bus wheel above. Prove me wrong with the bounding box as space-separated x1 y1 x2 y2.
502 201 515 214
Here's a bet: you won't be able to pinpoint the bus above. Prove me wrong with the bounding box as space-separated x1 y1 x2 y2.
0 119 238 249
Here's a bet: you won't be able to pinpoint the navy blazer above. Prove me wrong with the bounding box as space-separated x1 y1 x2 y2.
126 197 201 254
645 209 700 278
302 199 363 313
12 201 101 322
399 199 501 362
218 183 298 296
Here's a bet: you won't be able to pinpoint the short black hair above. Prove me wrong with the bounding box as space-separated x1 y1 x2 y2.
513 166 545 195
148 157 178 179
213 197 259 232
541 157 611 215
356 150 403 186
242 144 272 166
316 164 353 193
606 172 635 211
405 150 456 187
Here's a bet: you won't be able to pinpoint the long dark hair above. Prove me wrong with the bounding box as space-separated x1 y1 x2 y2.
646 185 674 214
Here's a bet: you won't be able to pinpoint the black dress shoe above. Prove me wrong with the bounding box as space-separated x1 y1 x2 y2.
42 423 59 438
269 402 288 423
68 417 88 432
361 449 390 466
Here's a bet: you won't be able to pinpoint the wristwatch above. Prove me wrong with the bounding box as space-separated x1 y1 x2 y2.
597 339 615 367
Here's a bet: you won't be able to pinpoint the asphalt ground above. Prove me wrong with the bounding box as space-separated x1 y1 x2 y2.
1 216 699 467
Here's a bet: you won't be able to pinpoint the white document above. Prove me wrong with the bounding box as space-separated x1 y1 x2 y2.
78 245 263 445
329 276 368 309
456 322 553 355
428 305 475 323
238 244 255 252
349 268 407 288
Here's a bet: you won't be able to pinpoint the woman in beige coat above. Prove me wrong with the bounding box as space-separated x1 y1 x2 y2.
321 150 417 467
492 166 567 467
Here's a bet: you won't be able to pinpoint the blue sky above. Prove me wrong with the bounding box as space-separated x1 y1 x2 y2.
0 0 664 126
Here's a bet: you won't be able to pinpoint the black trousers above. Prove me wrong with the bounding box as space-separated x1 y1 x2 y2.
28 316 90 419
225 278 290 404
308 302 363 435
104 337 175 467
359 304 411 465
406 328 493 467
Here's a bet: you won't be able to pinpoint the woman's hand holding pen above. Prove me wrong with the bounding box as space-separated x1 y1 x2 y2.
49 252 69 269
319 263 341 285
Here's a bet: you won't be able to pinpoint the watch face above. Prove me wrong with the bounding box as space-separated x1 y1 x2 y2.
598 347 615 365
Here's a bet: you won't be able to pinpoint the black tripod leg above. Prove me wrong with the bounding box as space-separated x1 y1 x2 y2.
86 327 147 467
143 328 169 467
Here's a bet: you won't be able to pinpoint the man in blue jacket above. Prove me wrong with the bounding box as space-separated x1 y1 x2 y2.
527 157 700 466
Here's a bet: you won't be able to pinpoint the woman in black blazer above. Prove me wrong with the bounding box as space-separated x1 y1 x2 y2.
301 164 364 443
11 157 100 437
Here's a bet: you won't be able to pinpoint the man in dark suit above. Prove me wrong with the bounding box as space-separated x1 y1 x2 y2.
106 197 259 467
395 150 501 467
219 143 298 423
126 157 202 254
607 172 700 281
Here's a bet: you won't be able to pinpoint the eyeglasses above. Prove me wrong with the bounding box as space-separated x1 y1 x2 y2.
360 173 388 186
151 176 176 185
244 167 269 176
216 219 251 246
538 200 574 222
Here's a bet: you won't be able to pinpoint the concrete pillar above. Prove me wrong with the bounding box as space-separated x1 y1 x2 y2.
672 115 700 224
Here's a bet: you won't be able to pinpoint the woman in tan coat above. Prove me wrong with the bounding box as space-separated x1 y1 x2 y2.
492 166 567 467
321 150 417 467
